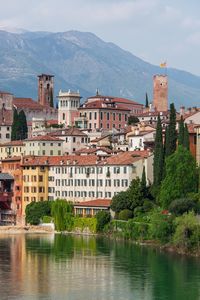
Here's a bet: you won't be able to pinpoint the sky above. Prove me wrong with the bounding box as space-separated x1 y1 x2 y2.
0 0 200 76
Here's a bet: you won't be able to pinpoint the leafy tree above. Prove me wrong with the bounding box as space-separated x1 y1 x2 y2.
183 123 190 150
51 199 73 231
111 191 129 213
159 146 198 208
127 178 143 210
25 201 52 225
96 211 111 232
150 211 174 243
165 103 177 157
153 115 164 187
18 110 28 139
178 116 185 146
145 92 149 108
127 115 139 125
118 209 133 220
169 198 199 216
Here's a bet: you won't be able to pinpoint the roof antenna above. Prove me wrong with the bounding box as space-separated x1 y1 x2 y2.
96 88 99 96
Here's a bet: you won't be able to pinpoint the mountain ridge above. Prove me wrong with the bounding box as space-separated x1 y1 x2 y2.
0 29 200 107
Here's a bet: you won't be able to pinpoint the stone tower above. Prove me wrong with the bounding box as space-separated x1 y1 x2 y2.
58 90 81 127
153 75 168 112
38 74 54 107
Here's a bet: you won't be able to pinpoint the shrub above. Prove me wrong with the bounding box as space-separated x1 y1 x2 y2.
173 211 200 250
25 201 52 225
42 216 54 223
96 211 111 232
149 211 174 243
169 198 197 216
118 209 133 221
73 217 97 233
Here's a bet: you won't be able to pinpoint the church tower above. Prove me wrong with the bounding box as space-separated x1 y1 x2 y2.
153 75 168 112
38 74 54 107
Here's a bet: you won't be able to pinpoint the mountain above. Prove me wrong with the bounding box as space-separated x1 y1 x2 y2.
0 29 200 107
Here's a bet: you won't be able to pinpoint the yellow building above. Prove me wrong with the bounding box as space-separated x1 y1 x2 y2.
22 156 49 217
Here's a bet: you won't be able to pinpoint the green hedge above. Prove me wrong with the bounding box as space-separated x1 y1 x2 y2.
42 216 54 223
73 217 97 233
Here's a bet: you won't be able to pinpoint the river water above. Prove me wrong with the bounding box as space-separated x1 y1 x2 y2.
0 234 200 300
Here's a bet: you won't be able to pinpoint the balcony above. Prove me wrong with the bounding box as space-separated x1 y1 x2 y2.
0 192 13 202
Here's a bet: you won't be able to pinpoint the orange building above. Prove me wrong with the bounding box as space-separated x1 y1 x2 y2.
153 75 168 112
1 156 23 224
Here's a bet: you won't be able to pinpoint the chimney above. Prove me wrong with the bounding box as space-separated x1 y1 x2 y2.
180 106 185 115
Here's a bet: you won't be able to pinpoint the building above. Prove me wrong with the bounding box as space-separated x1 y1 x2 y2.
153 75 168 112
1 157 23 224
128 130 156 151
78 95 140 131
13 97 57 123
0 173 15 225
24 135 63 156
21 156 49 216
74 199 111 217
38 74 54 107
0 141 25 160
58 90 81 127
49 127 89 154
0 91 13 143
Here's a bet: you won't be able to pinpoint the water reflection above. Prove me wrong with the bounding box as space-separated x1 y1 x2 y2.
0 234 200 299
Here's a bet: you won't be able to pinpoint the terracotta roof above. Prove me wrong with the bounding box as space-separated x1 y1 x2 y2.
1 156 21 162
79 100 131 111
128 130 155 137
74 199 111 208
49 127 87 137
136 111 169 117
75 147 113 155
13 98 56 111
25 135 62 142
104 150 150 165
90 135 110 143
87 95 142 106
0 140 24 147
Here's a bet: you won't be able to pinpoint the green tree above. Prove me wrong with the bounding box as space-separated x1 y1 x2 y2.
25 201 52 225
127 115 139 125
18 110 28 139
127 178 143 210
50 89 54 108
160 146 198 208
178 116 184 146
51 199 73 231
145 92 149 108
141 166 147 197
165 103 177 157
11 108 19 140
153 115 164 187
96 211 111 232
183 123 190 150
111 191 129 213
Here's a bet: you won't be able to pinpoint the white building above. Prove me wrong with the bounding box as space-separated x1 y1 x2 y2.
47 151 153 202
24 135 64 156
58 90 81 127
128 130 155 151
49 127 89 154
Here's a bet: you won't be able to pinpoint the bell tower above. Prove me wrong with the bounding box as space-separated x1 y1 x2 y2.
153 75 168 111
38 74 54 107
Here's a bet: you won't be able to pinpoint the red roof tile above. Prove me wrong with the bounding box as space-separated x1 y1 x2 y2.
25 135 62 142
0 140 24 147
49 127 87 137
74 199 111 208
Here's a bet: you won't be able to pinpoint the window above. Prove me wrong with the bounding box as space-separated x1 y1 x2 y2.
125 114 127 122
63 113 65 120
73 137 76 143
81 137 84 143
94 112 97 120
50 143 53 146
119 114 121 121
39 187 45 193
42 150 45 155
107 124 109 129
50 150 53 155
113 113 116 121
58 150 61 155
7 127 10 131
100 112 103 120
42 143 45 146
89 112 92 120
107 112 110 120
39 175 43 182
6 133 10 139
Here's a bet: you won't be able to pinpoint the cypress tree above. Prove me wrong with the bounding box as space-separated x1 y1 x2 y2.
18 110 28 140
178 116 184 146
165 103 177 157
11 108 19 140
50 89 54 108
153 115 164 187
145 93 149 108
141 166 147 197
183 123 190 150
